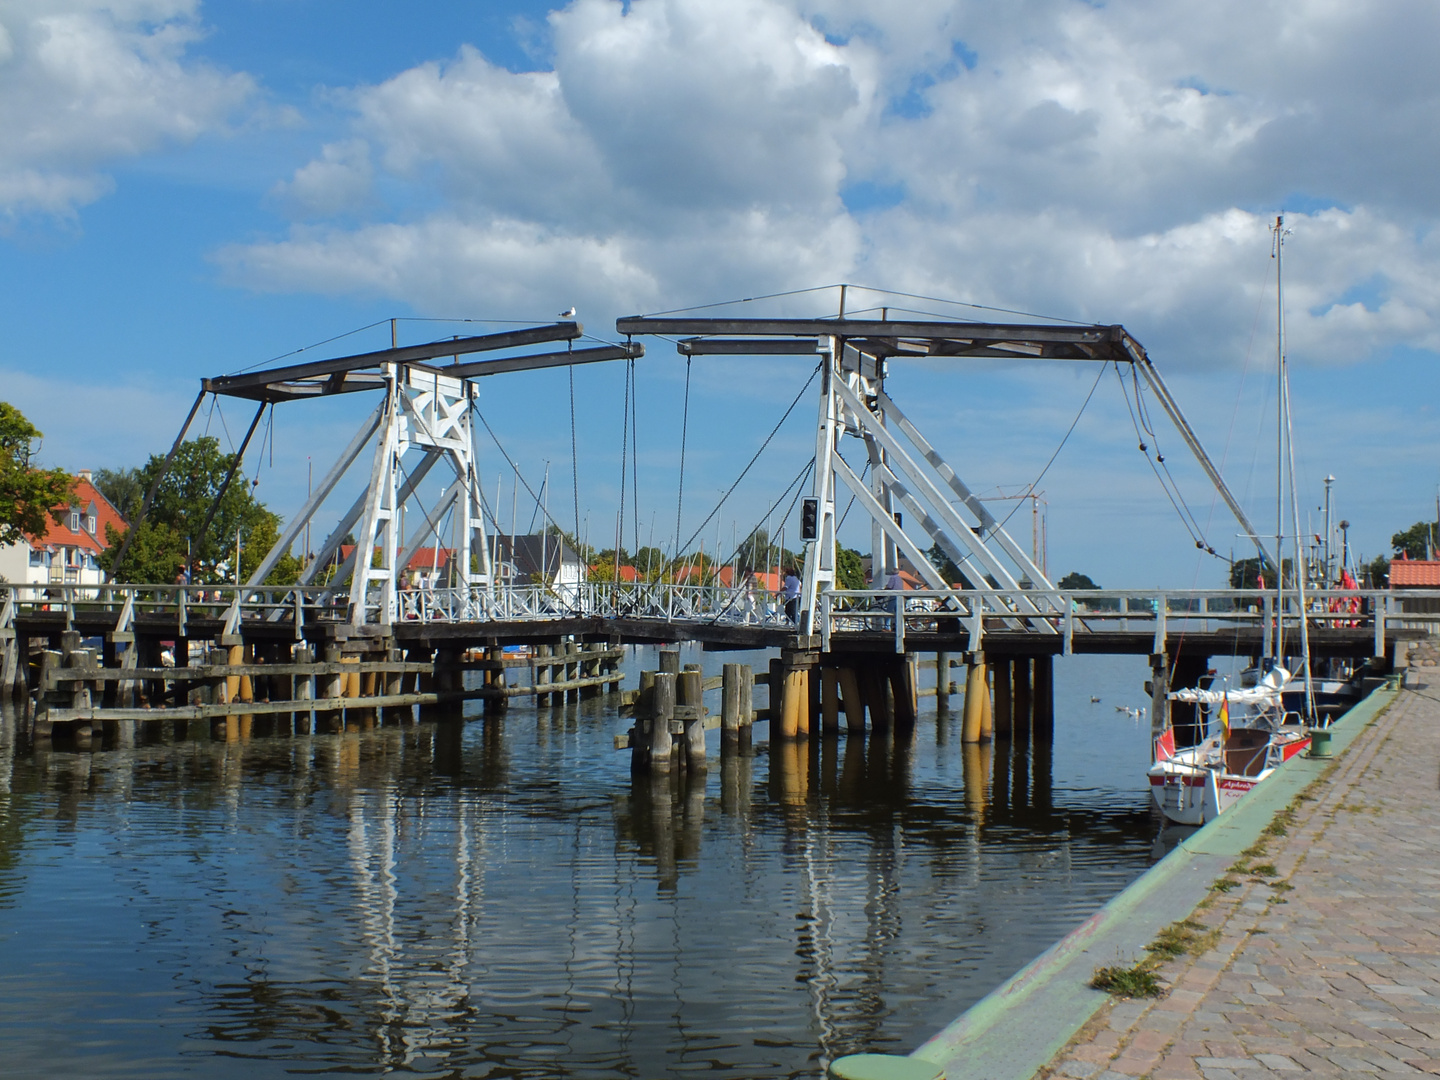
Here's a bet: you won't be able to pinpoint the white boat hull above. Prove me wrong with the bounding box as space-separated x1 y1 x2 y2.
1147 727 1309 825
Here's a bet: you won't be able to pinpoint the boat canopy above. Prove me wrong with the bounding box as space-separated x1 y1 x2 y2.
1167 666 1291 706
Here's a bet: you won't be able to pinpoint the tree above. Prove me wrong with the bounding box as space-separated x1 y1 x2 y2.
1389 521 1438 560
633 545 667 579
1361 554 1391 588
92 466 144 522
835 546 866 590
1057 571 1100 590
736 528 794 574
926 542 964 586
1228 556 1295 590
0 402 74 547
100 437 303 585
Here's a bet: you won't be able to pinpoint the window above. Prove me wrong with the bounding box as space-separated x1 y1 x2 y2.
86 515 96 534
69 510 80 532
28 549 43 567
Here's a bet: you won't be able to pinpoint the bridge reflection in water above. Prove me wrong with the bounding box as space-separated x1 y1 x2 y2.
0 653 1155 1080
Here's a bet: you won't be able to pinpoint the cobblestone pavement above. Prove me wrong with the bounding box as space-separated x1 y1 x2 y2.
1040 667 1440 1080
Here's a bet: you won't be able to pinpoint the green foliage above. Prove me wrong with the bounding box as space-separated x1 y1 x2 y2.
633 545 667 578
736 528 794 573
1390 520 1438 560
1361 554 1390 587
835 546 866 590
0 403 74 547
925 542 964 586
1090 964 1163 998
1057 571 1099 590
100 437 302 585
92 466 144 522
1229 556 1295 590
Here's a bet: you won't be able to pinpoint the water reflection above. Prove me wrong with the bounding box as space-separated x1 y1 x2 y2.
0 655 1158 1080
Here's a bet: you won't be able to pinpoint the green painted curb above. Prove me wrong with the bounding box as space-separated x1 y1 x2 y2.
909 679 1400 1080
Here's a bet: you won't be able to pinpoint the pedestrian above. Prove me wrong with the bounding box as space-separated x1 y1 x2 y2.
783 566 802 623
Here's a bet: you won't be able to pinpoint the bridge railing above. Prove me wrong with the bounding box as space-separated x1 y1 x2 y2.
4 582 1437 652
817 587 1440 654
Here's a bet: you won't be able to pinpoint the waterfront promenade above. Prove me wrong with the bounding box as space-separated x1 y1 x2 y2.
1040 664 1440 1079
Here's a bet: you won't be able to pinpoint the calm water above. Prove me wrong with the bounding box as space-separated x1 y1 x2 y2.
0 649 1162 1079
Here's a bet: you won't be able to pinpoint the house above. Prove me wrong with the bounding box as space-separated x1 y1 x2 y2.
337 545 458 586
0 470 125 588
1389 557 1440 626
489 534 586 590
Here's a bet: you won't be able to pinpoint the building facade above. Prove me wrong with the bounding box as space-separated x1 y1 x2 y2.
0 471 125 588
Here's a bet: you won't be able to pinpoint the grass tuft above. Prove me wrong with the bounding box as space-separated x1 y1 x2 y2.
1091 964 1164 998
1212 877 1241 893
1248 863 1278 877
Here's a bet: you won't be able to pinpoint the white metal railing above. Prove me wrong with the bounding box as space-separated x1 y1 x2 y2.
2 583 1435 651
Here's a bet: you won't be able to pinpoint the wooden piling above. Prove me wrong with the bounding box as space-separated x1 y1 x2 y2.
836 667 865 734
659 649 681 676
650 671 676 771
936 650 951 710
992 657 1013 739
679 664 706 771
721 663 742 747
536 643 552 706
1013 657 1032 744
962 658 985 744
820 667 840 733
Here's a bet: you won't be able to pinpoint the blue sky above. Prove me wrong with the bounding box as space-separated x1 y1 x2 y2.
4 0 1440 587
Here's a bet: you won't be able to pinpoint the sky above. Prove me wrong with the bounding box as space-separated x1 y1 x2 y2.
3 0 1440 588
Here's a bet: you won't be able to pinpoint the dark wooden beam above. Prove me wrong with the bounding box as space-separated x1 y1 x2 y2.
438 341 644 378
617 317 1138 362
677 338 819 355
203 322 584 397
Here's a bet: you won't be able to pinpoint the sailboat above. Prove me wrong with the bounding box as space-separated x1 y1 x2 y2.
1148 215 1320 825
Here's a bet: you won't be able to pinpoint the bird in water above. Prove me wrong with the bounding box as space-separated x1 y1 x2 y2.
1090 695 1101 703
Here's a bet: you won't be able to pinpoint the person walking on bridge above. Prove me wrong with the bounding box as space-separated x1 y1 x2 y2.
783 567 801 624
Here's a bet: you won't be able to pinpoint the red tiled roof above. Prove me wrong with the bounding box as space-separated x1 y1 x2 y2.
1389 559 1440 587
338 545 454 571
26 476 125 555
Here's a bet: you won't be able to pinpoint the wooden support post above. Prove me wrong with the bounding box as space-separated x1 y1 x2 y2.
962 657 984 744
992 657 1013 740
768 656 783 726
535 643 552 706
659 649 681 676
739 664 754 737
979 662 994 741
632 669 656 771
485 645 507 713
565 640 580 703
1150 653 1169 753
838 666 866 734
679 664 705 771
1013 657 1033 745
226 643 243 704
1032 655 1054 743
935 650 951 710
650 671 676 771
295 644 314 733
721 662 743 749
821 667 840 733
890 655 917 731
808 661 822 736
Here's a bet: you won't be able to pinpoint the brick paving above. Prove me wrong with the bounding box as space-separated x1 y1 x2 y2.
1039 652 1440 1080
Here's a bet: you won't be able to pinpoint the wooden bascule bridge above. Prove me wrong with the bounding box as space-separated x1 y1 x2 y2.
0 311 1422 764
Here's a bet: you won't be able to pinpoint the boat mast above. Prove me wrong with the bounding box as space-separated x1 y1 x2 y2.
1274 215 1318 724
1273 217 1285 664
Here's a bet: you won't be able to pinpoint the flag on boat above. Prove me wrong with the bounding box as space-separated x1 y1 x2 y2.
1219 692 1230 739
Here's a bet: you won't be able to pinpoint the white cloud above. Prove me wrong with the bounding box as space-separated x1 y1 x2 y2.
0 0 253 222
219 0 1440 379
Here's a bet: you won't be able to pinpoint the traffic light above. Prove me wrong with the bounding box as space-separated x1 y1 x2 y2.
800 497 819 541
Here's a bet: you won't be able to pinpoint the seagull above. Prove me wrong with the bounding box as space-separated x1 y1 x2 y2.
558 307 576 319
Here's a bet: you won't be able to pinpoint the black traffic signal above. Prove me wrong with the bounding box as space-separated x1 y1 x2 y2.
800 497 819 541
